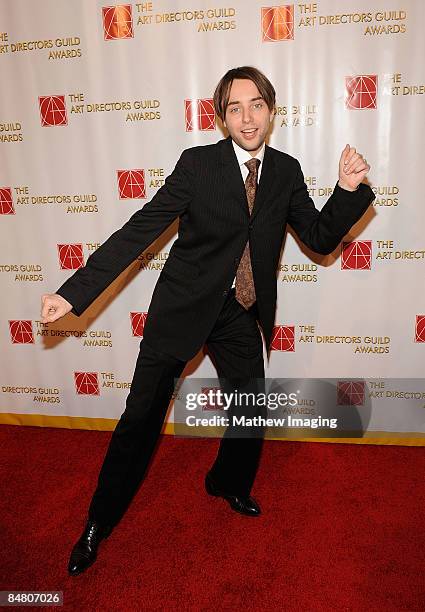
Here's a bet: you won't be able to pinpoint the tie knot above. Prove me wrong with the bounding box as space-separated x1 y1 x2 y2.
245 158 260 175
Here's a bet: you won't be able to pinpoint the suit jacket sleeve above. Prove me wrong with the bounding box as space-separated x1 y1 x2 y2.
287 160 375 255
56 148 195 315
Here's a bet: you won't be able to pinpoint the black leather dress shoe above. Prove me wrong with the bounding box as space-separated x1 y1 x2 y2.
205 473 261 516
68 520 112 576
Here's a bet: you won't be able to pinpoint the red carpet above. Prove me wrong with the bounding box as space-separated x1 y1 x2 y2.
1 424 424 611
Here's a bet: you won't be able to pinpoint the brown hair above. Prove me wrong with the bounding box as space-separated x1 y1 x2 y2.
213 66 276 121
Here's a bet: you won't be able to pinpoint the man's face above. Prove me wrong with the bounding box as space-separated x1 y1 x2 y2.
223 78 274 157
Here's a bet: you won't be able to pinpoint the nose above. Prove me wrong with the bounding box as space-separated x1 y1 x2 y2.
241 106 252 124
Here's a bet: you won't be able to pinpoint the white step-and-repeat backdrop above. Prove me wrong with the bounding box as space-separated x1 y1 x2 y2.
1 1 424 443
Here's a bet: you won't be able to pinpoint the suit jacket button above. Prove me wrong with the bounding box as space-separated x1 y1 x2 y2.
222 290 228 297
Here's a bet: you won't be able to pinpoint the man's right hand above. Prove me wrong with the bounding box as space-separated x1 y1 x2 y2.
41 294 73 323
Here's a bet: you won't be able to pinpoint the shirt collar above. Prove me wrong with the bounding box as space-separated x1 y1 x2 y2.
232 139 265 170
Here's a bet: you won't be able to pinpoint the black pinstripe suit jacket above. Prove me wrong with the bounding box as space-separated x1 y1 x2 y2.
57 136 375 360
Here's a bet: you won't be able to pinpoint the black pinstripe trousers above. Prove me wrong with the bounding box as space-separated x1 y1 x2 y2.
88 288 265 528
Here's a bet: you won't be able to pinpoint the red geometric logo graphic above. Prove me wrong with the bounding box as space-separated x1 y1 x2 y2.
39 95 68 126
261 6 294 42
130 312 148 337
102 4 134 40
271 325 295 351
341 240 372 270
57 244 85 270
117 170 146 199
415 315 425 343
345 75 378 109
337 381 365 406
201 387 224 411
74 372 100 395
9 320 34 344
185 99 216 131
0 187 15 215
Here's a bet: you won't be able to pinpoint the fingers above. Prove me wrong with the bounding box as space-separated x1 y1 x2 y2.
338 145 370 190
42 309 63 324
353 161 370 175
41 300 58 323
40 294 67 323
343 146 358 172
40 295 51 321
342 146 370 175
339 144 350 167
347 158 368 175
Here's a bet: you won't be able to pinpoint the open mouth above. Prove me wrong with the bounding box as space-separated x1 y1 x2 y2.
241 128 258 139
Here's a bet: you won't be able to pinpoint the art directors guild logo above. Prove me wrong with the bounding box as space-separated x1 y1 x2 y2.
74 372 100 395
0 187 14 214
274 69 420 127
56 241 95 268
74 371 131 393
305 237 425 270
56 242 103 270
271 324 394 355
261 5 406 40
102 4 134 39
345 75 377 109
337 381 365 406
262 6 294 41
118 170 146 199
133 3 236 33
185 99 216 131
39 95 68 126
341 241 372 270
57 244 85 270
8 320 112 347
344 71 423 110
271 325 295 351
38 93 160 126
9 320 34 344
130 312 148 337
7 185 98 214
415 316 425 343
118 168 165 199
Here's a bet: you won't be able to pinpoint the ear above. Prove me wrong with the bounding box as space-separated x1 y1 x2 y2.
223 120 227 128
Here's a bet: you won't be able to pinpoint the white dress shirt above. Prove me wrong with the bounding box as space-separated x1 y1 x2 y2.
232 139 265 182
230 140 265 288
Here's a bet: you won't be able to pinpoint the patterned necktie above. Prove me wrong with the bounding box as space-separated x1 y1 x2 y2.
235 157 261 309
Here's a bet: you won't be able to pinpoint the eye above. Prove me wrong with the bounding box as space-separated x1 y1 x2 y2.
253 102 263 109
230 106 240 113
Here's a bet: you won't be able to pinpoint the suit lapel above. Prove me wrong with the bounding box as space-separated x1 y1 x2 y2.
221 137 249 215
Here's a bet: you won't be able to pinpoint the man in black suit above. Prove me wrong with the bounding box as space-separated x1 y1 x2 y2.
41 66 374 575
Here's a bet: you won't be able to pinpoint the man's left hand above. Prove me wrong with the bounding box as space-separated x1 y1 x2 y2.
338 144 370 192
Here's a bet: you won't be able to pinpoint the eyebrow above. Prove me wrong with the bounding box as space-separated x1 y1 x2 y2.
227 96 264 107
